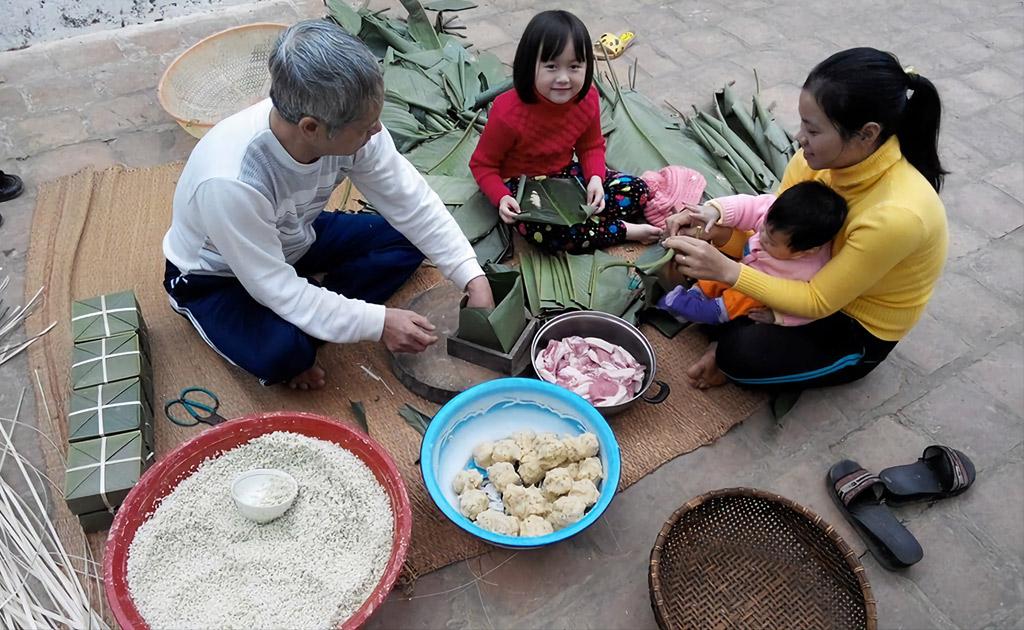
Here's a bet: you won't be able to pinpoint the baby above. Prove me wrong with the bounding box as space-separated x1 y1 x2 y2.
659 181 848 325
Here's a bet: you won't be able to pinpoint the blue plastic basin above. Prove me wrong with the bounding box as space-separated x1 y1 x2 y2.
420 377 621 549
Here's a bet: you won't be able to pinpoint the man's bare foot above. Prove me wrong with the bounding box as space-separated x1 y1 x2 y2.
685 343 728 389
624 222 664 244
288 364 326 390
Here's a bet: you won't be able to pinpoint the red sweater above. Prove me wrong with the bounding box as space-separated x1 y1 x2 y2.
469 88 607 206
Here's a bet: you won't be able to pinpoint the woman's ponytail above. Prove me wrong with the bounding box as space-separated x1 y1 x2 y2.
899 72 948 192
805 48 948 192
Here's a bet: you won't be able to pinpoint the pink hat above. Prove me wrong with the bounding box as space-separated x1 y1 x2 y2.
640 166 707 228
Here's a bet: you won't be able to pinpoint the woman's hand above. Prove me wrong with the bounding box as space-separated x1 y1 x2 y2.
747 307 780 324
586 176 606 213
498 195 521 224
662 235 742 285
465 275 496 308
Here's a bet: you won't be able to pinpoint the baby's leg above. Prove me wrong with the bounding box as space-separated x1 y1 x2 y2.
657 284 728 324
604 171 660 242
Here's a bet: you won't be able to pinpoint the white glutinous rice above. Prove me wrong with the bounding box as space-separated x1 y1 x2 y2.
126 431 394 629
240 474 295 507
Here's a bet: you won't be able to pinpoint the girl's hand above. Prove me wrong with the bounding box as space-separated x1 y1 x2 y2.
665 207 732 244
679 202 721 232
498 195 521 224
662 235 742 285
586 176 606 213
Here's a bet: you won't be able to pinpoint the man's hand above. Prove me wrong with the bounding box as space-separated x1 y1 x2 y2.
586 175 606 213
498 195 521 224
465 276 495 308
382 308 438 353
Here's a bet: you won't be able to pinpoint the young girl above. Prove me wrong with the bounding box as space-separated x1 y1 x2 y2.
469 10 661 255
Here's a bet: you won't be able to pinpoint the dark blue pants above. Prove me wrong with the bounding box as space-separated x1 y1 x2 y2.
163 211 424 384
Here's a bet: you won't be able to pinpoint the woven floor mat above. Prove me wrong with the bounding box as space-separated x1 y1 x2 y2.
24 164 764 617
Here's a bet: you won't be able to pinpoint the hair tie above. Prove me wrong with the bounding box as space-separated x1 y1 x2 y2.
904 65 919 89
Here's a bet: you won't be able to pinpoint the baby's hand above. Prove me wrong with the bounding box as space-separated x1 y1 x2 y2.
586 176 605 213
498 195 521 224
747 307 781 324
679 202 721 232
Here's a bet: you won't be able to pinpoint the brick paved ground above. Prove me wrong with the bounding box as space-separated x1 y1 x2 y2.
0 1 1020 628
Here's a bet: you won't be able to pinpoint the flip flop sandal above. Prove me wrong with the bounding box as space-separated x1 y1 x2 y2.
827 459 924 571
879 445 976 506
593 31 636 60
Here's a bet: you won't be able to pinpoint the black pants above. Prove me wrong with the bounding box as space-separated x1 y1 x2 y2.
711 312 898 390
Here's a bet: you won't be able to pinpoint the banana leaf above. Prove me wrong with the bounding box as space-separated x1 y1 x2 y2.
349 400 369 434
423 0 477 9
695 110 778 193
383 50 450 116
399 0 443 49
394 48 447 69
752 93 798 176
360 11 419 56
687 116 754 195
382 99 434 152
715 83 789 180
473 52 508 92
515 177 593 226
457 270 526 352
423 174 479 205
405 124 480 175
399 403 433 436
326 0 363 35
588 250 634 316
713 83 758 152
472 222 511 266
449 190 497 242
520 250 541 315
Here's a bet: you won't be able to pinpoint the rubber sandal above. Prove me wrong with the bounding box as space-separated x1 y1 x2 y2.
827 459 923 570
593 31 636 60
879 445 976 506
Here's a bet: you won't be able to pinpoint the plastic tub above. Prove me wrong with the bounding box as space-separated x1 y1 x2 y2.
104 412 411 629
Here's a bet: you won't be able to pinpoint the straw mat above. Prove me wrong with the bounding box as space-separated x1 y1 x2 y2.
25 163 763 613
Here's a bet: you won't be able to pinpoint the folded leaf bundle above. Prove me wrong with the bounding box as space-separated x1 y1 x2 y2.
456 270 527 353
514 176 594 226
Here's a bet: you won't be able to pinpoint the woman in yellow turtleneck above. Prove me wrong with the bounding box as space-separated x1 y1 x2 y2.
664 47 949 390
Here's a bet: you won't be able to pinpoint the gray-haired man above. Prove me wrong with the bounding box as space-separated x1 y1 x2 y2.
162 19 493 390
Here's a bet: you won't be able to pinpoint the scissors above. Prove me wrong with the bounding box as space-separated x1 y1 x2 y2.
164 386 227 427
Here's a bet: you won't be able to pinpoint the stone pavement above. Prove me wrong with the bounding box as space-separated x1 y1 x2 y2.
0 0 1021 628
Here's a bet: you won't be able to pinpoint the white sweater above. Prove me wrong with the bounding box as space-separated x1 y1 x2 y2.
163 99 482 344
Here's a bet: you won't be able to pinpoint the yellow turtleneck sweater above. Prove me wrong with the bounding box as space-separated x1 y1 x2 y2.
732 136 948 341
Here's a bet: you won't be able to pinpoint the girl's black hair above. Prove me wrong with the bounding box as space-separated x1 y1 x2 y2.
766 181 849 251
804 47 948 192
512 10 594 104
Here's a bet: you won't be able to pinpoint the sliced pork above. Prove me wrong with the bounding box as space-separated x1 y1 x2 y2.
536 336 646 406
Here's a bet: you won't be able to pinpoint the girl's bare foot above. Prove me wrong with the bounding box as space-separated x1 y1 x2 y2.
624 222 663 244
685 343 728 389
288 364 326 390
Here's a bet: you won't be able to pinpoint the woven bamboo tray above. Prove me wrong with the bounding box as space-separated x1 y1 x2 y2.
158 23 286 138
649 488 877 630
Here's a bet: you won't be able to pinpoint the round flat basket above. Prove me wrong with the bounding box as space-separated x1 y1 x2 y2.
649 488 877 630
158 23 286 138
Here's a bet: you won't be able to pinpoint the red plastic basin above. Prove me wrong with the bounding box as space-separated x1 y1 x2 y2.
104 412 412 629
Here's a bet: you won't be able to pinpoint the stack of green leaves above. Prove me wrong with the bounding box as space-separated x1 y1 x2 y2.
65 290 155 532
519 248 638 319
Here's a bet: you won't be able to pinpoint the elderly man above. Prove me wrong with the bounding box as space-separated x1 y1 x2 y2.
162 19 493 390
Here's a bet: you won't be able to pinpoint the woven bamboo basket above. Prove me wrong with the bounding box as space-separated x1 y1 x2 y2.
158 23 287 139
649 488 877 630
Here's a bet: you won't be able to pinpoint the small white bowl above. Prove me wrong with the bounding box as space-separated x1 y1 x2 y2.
230 468 298 524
